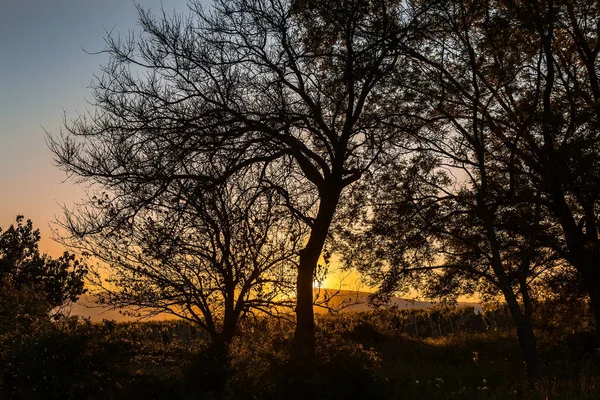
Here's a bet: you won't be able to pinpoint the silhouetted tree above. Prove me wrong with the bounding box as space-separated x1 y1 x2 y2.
0 216 88 319
374 0 600 379
502 0 600 341
49 0 427 355
398 0 600 339
338 0 578 381
340 156 556 381
61 170 302 346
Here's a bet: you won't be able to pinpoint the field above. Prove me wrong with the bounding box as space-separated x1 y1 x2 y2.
2 305 599 399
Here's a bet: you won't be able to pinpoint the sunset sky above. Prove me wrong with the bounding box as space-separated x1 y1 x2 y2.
0 0 190 256
0 0 364 292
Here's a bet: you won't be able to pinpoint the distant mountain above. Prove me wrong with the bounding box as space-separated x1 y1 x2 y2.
312 289 482 314
69 290 481 322
69 295 177 322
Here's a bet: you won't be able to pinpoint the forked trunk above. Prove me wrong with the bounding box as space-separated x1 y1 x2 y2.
504 293 543 383
481 202 542 383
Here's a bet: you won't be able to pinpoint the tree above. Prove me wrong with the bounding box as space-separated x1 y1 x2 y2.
502 0 600 340
340 155 557 381
340 0 600 380
49 0 425 354
0 216 88 319
401 0 600 340
337 0 572 381
62 170 302 346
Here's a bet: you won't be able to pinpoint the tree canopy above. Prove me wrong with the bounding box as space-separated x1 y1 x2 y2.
47 0 600 382
0 216 88 317
63 170 303 344
49 0 427 353
337 0 600 381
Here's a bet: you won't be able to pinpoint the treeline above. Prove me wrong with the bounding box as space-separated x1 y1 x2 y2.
12 0 599 387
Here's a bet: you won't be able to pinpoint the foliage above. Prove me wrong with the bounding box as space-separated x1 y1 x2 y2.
0 282 53 338
0 216 88 313
0 318 203 399
0 216 88 344
336 0 600 381
42 0 600 387
2 306 599 399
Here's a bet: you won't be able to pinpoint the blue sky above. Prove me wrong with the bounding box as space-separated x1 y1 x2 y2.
0 0 190 254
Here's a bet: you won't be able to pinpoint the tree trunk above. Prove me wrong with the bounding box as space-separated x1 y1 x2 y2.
548 189 600 339
504 293 543 383
196 328 234 394
219 312 237 346
568 257 600 341
515 319 542 383
221 285 237 345
294 253 317 357
562 253 600 342
294 185 342 358
480 205 543 382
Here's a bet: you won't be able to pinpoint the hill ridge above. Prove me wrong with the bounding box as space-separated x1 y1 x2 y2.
69 290 482 322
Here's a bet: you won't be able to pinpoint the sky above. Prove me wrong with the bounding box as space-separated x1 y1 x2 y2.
0 0 364 292
0 0 190 256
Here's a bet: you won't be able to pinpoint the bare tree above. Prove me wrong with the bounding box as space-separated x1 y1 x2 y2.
49 0 425 354
60 169 302 346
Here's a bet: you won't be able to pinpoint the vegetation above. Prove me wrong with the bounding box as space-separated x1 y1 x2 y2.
0 216 88 330
23 0 600 396
336 0 600 382
2 305 600 399
68 172 303 346
48 0 419 354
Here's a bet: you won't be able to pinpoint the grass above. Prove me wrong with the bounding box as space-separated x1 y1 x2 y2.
1 308 600 399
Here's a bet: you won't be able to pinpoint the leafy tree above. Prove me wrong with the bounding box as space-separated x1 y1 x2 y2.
341 156 557 381
503 0 600 340
49 0 426 354
0 216 88 323
337 0 574 381
340 0 600 381
406 0 600 339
